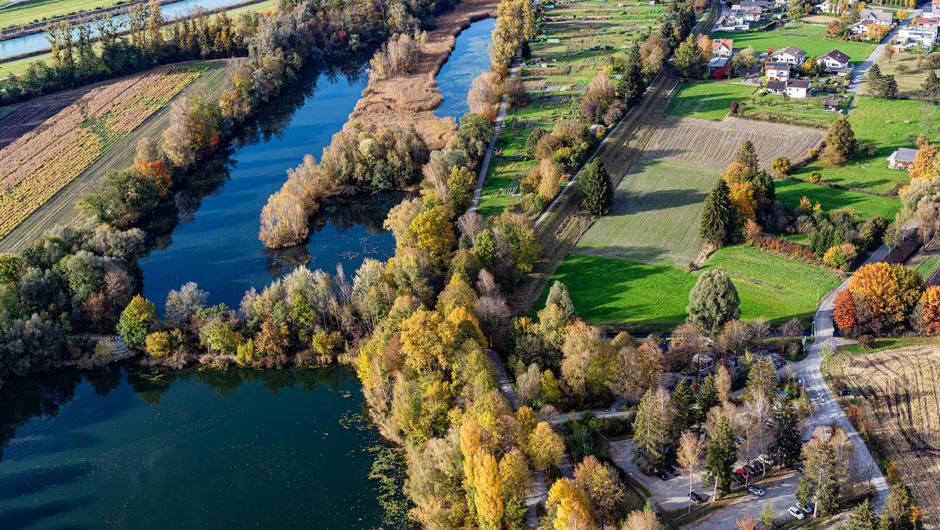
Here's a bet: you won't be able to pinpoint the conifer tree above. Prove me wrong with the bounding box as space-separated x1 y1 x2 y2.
844 499 877 530
632 387 674 468
672 380 694 432
546 280 576 318
769 395 803 466
687 270 741 335
735 140 760 173
618 46 647 106
702 415 736 498
696 374 719 423
700 179 738 246
921 70 940 102
579 160 613 216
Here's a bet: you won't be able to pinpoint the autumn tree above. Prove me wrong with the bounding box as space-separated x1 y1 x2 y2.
468 71 502 117
574 456 624 524
674 35 706 77
547 478 596 530
527 421 565 469
801 56 820 77
746 355 778 398
908 142 937 181
833 288 857 331
116 295 157 349
915 285 940 334
687 270 741 335
579 160 613 216
473 449 503 530
405 207 456 261
677 431 706 514
622 509 664 530
824 116 858 164
700 179 738 246
561 321 616 396
735 513 759 530
134 136 161 165
614 339 664 401
715 365 732 403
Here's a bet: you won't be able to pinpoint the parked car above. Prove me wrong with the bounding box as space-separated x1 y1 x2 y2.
689 492 704 504
745 464 761 475
792 463 805 472
735 437 746 445
757 454 776 466
655 471 668 481
788 506 805 520
748 486 765 497
733 473 746 485
795 502 811 514
666 464 680 475
735 468 751 478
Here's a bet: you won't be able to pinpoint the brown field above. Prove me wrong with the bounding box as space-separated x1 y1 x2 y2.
0 86 95 151
346 0 498 150
802 14 839 23
0 63 212 242
828 346 940 528
644 115 826 168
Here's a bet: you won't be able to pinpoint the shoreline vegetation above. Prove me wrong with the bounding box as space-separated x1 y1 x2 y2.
0 0 709 527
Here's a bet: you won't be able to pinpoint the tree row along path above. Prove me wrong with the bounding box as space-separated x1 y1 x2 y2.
511 0 720 313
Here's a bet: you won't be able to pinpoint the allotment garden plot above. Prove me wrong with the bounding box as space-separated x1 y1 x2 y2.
478 0 670 215
827 346 940 528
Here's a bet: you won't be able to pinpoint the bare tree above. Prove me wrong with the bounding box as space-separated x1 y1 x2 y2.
746 389 772 476
750 316 770 349
677 431 706 514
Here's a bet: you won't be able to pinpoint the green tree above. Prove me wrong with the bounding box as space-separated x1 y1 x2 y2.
674 35 705 77
700 179 738 246
879 487 915 530
801 56 820 77
865 63 885 95
545 280 576 318
824 116 858 164
687 270 741 335
617 46 647 106
769 395 803 466
921 70 940 102
735 140 760 173
116 295 157 350
525 127 548 158
844 499 877 530
796 440 840 516
746 355 778 398
702 415 736 498
696 374 720 424
474 230 496 271
579 160 613 216
672 380 694 432
632 387 674 469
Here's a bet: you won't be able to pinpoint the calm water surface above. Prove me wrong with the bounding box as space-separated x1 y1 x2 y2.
434 18 495 119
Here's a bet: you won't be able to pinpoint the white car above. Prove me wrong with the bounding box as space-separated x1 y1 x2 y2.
789 506 806 520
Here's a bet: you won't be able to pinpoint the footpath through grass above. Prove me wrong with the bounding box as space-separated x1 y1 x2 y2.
539 246 841 330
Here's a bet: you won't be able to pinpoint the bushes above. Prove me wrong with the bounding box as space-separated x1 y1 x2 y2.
772 157 791 175
750 235 817 262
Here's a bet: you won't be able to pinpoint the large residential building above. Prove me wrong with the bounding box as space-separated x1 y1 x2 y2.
817 50 850 71
768 46 806 66
860 8 894 25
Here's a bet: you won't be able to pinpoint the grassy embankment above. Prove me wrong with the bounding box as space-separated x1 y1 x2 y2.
477 0 670 216
0 60 231 252
0 0 130 28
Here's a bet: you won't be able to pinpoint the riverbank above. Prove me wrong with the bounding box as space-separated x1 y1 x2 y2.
346 0 498 150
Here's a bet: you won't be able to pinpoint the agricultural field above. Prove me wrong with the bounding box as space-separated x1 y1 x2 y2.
0 0 124 28
710 23 876 65
538 245 839 330
861 52 932 98
0 63 213 242
825 345 940 527
789 97 927 197
666 81 756 121
477 0 670 215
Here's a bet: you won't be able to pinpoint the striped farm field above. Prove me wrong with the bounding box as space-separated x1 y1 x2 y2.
826 345 940 527
0 63 210 239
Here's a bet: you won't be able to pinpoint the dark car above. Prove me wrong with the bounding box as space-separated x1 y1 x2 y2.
792 463 805 472
733 473 746 485
655 471 668 481
666 464 680 475
689 492 704 504
745 465 762 475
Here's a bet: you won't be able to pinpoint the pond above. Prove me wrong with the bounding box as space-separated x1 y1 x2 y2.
0 364 406 529
434 17 496 119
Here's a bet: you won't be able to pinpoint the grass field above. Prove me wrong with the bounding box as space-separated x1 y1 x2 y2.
0 60 230 251
0 0 124 28
789 97 927 196
711 23 876 65
666 81 755 121
774 179 902 221
538 246 840 330
861 53 930 98
825 345 940 527
741 93 851 128
577 157 715 266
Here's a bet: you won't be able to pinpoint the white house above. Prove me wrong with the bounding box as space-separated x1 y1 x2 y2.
768 46 807 66
766 79 811 98
817 49 850 71
712 38 734 57
861 8 893 25
888 148 919 170
729 4 764 23
765 62 791 81
851 19 874 36
898 25 939 46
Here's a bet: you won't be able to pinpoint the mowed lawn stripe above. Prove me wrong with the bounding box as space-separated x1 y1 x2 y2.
577 158 718 266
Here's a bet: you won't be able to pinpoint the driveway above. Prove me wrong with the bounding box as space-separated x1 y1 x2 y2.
611 440 711 513
848 9 921 93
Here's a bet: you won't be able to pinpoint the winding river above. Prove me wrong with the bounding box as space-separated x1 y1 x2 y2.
0 18 493 529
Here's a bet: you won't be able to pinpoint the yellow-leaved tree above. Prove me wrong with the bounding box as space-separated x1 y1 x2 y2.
473 448 503 530
404 207 456 260
547 478 596 530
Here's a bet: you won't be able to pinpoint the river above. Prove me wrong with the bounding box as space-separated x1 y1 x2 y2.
0 18 493 529
0 0 250 59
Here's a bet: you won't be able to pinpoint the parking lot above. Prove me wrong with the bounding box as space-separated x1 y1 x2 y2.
611 440 810 529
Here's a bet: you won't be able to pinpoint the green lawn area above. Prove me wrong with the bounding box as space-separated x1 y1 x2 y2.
741 92 850 128
860 53 927 97
0 0 124 28
698 246 842 326
789 97 927 195
711 24 876 65
913 252 940 279
538 246 840 331
774 179 902 221
666 81 755 120
577 157 717 267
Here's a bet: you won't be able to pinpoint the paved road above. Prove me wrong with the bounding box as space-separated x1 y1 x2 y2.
684 472 805 530
848 9 921 93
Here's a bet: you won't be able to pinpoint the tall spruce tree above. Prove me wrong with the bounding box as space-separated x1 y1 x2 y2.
752 170 775 203
824 116 858 164
735 140 760 173
844 499 877 530
921 70 940 102
769 395 803 466
672 380 694 432
579 160 613 216
865 63 885 95
702 415 736 498
700 179 737 246
632 388 671 468
695 374 719 424
546 280 576 318
618 45 647 106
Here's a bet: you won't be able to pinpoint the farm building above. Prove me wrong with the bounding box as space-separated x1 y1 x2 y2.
765 62 790 81
887 148 919 170
769 46 806 66
823 99 840 111
817 50 850 71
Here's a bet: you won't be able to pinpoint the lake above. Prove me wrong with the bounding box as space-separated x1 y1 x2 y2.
434 17 496 119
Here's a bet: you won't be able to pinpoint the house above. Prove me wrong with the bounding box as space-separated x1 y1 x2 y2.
888 148 920 170
898 24 938 46
860 8 893 25
765 62 791 81
729 4 764 23
851 19 873 36
817 49 850 71
739 0 771 7
768 46 806 66
823 99 840 111
712 38 733 57
766 79 811 98
706 56 730 74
